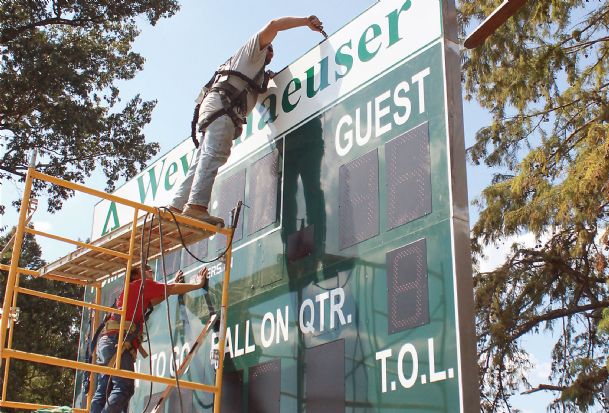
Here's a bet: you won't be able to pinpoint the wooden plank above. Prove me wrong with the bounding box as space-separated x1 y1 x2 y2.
64 263 110 277
76 254 123 269
38 214 216 283
46 269 96 282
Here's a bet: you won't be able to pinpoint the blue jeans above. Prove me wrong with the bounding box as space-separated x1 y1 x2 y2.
171 115 235 209
90 335 135 413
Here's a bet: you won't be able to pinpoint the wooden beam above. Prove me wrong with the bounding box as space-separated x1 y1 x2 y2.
464 0 528 49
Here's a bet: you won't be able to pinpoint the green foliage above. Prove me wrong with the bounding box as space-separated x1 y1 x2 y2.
459 0 609 411
0 228 83 411
0 0 181 212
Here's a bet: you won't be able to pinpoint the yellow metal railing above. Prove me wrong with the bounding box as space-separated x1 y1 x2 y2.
0 165 234 413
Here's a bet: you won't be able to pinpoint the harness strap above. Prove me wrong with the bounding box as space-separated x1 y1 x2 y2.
99 323 149 365
103 343 138 368
192 108 228 149
216 69 270 94
191 67 270 148
88 317 108 358
191 89 246 149
102 319 139 336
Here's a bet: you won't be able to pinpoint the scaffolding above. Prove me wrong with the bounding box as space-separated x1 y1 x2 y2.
0 164 236 413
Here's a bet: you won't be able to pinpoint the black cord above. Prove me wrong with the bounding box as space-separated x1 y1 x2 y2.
126 205 239 412
157 203 241 413
158 207 233 264
157 208 185 413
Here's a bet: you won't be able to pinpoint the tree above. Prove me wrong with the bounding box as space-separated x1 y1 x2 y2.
0 1 181 213
0 227 83 411
459 1 609 411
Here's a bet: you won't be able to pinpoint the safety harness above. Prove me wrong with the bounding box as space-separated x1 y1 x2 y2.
88 302 154 366
191 67 271 149
81 301 153 396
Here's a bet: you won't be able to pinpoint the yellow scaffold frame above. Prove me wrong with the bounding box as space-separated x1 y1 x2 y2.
0 164 235 413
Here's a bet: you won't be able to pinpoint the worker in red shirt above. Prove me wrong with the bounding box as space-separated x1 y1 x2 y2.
90 264 208 413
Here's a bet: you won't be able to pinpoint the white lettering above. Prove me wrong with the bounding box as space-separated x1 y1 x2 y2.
355 102 372 146
299 299 315 334
224 328 233 358
376 349 392 393
411 67 430 114
245 320 256 354
334 71 430 157
374 90 392 138
397 343 418 389
234 323 245 357
208 263 224 278
315 292 330 332
335 115 353 156
428 338 447 382
156 351 166 377
330 288 347 329
276 306 289 344
393 81 411 125
170 345 180 376
261 311 275 348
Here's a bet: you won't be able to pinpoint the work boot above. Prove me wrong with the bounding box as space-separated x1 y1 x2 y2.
166 205 182 214
182 204 225 227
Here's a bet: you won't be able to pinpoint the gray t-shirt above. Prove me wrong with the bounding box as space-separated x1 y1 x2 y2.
197 33 268 125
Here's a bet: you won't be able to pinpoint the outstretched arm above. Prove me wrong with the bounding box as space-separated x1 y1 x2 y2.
258 15 324 49
149 267 208 306
167 267 208 295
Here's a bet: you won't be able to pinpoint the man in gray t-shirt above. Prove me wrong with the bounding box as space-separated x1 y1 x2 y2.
169 15 325 226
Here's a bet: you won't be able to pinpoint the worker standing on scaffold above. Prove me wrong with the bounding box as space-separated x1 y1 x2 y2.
89 265 208 413
167 15 326 226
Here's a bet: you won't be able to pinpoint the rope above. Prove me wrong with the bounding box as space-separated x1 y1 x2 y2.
157 207 185 413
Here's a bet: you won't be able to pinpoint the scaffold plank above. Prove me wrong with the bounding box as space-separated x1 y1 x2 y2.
38 214 217 282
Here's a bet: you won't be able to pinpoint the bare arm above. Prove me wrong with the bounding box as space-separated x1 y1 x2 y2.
258 15 324 49
149 267 208 306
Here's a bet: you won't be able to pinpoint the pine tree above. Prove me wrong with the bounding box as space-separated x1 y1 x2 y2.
0 228 83 411
459 1 609 411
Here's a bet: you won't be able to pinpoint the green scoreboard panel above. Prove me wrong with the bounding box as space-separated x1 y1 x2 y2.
76 1 478 412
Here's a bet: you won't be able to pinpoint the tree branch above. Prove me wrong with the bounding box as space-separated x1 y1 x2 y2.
510 300 609 342
0 165 25 178
503 82 609 123
521 384 566 395
1 16 103 43
564 36 609 54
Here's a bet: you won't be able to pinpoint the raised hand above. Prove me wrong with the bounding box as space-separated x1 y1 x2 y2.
174 269 185 283
307 15 324 35
195 267 209 288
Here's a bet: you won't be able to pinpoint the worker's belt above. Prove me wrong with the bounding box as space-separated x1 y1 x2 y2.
100 319 149 361
101 319 138 336
192 83 247 148
210 81 247 117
